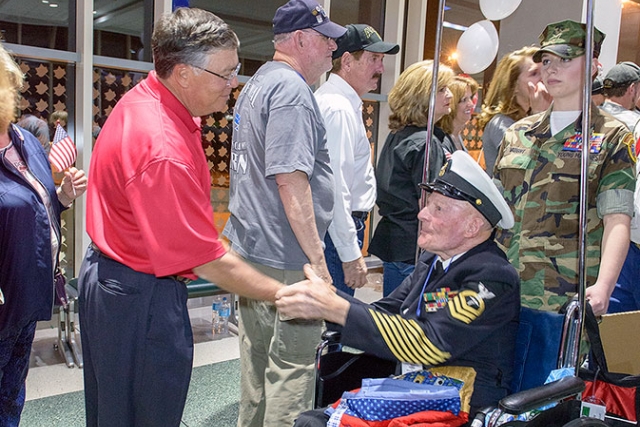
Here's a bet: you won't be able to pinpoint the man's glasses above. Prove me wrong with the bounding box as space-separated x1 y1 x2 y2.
300 29 333 44
192 62 241 86
419 181 477 205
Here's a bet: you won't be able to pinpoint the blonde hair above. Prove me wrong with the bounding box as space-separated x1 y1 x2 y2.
438 75 479 134
478 46 539 130
388 60 454 132
0 42 24 134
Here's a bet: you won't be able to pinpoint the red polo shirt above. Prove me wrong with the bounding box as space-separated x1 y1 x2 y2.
87 71 226 279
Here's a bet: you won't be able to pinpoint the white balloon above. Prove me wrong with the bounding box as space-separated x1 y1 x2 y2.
456 20 499 75
480 0 523 21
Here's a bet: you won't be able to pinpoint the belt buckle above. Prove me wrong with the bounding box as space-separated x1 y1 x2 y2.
174 276 193 285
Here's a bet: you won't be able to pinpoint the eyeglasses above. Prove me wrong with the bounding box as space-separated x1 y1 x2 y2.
192 62 241 86
419 181 477 206
300 29 333 44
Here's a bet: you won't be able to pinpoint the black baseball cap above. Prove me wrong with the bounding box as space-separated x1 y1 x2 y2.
332 24 400 60
603 62 640 89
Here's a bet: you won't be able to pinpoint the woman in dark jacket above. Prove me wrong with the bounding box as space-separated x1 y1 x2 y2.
0 42 86 424
369 60 455 296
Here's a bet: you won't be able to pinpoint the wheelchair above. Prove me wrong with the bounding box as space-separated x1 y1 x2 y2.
312 299 631 427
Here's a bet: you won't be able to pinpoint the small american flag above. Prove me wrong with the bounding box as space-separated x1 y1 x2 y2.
49 122 77 172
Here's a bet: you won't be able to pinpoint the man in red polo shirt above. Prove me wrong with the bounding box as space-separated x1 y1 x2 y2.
79 8 292 427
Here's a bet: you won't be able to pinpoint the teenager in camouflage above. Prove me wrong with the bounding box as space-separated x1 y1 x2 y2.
494 20 636 316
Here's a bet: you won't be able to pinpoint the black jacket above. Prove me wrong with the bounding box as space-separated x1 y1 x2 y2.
369 126 456 263
332 237 520 410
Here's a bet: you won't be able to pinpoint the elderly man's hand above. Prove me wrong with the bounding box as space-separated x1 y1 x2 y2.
276 264 349 325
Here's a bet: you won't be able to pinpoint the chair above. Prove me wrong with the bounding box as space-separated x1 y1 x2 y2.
55 278 83 368
313 330 397 408
312 304 609 427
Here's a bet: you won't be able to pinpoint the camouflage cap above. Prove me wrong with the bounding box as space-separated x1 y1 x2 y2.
532 20 605 63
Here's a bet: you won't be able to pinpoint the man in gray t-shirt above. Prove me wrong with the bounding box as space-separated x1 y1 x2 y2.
223 1 345 426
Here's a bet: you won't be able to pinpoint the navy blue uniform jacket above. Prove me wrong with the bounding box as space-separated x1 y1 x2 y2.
332 237 520 410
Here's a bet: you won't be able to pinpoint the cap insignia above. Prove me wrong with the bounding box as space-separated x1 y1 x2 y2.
363 26 379 39
439 162 448 177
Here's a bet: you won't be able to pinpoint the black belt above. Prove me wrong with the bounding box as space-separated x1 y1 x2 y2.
352 211 369 221
89 242 192 285
89 242 111 260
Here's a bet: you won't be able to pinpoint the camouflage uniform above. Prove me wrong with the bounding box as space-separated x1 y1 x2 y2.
495 105 635 311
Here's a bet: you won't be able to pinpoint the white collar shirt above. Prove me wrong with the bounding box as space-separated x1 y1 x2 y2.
315 73 377 262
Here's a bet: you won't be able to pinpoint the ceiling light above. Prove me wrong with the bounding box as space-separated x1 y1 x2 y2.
443 21 468 32
49 3 58 6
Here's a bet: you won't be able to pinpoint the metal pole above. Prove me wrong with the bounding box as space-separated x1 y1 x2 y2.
575 0 596 373
415 0 446 264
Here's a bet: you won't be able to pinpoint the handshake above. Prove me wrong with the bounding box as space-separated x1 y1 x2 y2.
275 264 349 326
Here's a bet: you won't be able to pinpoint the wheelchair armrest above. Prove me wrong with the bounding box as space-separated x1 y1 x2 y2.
321 330 341 343
499 376 585 414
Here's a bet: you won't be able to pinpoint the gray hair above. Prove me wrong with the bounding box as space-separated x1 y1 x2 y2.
152 8 240 79
273 32 294 47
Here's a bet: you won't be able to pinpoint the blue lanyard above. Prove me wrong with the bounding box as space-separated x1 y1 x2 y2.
416 258 448 317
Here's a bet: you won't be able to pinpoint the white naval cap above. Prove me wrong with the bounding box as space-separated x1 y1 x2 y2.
419 151 515 229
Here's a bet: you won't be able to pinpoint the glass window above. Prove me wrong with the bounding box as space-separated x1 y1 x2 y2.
94 0 150 61
0 0 72 51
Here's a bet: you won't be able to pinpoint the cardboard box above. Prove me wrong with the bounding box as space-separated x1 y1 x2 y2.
599 310 640 375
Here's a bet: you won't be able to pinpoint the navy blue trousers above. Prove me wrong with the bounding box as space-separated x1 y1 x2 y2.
0 321 36 427
78 246 193 427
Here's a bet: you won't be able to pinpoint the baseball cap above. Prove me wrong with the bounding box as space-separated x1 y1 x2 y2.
532 19 605 63
419 151 514 229
603 61 640 89
332 24 400 60
273 0 346 39
592 76 604 95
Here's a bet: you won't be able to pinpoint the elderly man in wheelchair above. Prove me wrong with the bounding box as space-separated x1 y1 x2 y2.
276 151 523 425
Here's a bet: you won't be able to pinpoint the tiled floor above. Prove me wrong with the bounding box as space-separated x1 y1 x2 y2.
25 271 383 402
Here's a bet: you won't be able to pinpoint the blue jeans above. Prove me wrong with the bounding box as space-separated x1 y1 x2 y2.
382 261 415 297
0 321 37 427
609 242 640 313
324 216 366 296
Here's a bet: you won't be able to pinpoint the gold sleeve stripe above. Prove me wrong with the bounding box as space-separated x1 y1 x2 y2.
623 133 636 163
448 290 485 324
382 315 438 364
369 309 450 365
370 311 445 365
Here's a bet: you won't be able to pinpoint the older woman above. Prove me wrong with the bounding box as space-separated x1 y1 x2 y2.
368 60 455 296
438 74 479 151
479 46 551 175
0 41 86 424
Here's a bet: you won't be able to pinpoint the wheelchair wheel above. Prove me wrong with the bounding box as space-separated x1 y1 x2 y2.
562 418 608 427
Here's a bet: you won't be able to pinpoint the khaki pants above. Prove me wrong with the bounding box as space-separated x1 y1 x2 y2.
236 261 324 427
